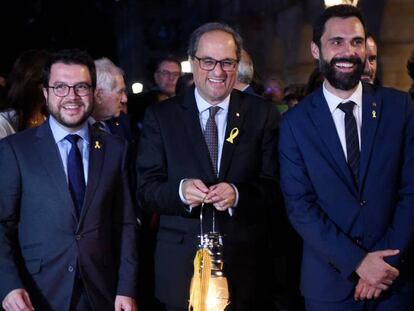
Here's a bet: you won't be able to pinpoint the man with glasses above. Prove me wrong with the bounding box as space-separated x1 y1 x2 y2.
137 22 280 311
128 56 181 134
0 49 138 311
153 57 182 101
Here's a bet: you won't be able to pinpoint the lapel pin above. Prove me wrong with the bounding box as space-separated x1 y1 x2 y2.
236 112 240 117
226 127 239 144
94 140 102 149
372 111 377 119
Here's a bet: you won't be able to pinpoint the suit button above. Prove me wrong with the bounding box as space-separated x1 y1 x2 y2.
68 265 74 273
360 200 366 206
75 234 82 241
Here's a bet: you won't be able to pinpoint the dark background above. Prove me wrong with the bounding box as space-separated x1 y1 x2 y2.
0 0 387 89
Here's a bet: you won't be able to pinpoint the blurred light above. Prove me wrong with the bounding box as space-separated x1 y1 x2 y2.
325 0 358 6
131 82 143 94
181 60 192 73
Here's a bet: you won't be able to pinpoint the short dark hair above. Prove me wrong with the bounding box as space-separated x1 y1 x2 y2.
43 49 96 89
313 4 367 47
407 51 414 81
187 22 243 61
155 55 181 73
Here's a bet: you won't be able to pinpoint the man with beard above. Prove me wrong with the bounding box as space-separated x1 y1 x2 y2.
0 49 138 311
279 4 414 310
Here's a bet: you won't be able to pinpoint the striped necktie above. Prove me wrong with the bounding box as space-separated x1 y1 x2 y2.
338 101 360 186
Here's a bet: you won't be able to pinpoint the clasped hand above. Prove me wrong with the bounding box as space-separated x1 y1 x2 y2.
354 249 400 301
182 179 236 211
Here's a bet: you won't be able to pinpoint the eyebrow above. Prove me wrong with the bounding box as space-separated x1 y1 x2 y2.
328 36 365 42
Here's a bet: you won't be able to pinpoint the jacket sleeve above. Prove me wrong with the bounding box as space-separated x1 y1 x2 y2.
0 138 25 301
136 106 187 216
115 140 139 298
371 94 414 267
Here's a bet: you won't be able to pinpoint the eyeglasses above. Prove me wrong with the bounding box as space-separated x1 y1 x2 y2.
157 70 181 79
193 56 238 72
48 82 92 97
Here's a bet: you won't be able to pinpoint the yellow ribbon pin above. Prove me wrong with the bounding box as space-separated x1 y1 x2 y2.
372 111 376 119
226 127 239 144
94 141 102 149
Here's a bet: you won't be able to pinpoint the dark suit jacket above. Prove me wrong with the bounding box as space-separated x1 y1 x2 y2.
0 121 138 311
279 83 414 302
137 87 280 308
105 112 133 142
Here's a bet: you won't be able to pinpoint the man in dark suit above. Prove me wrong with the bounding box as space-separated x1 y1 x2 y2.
92 57 133 141
0 49 138 311
137 23 280 311
279 5 414 310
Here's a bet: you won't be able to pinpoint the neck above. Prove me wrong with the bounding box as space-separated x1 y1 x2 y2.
324 79 358 100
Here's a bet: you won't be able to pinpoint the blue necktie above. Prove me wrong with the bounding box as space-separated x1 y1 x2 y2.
339 101 360 186
65 134 86 216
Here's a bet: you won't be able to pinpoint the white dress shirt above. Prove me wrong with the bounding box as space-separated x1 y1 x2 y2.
323 81 363 160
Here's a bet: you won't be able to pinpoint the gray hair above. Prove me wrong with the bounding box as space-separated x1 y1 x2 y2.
94 57 124 91
187 22 243 61
237 50 254 84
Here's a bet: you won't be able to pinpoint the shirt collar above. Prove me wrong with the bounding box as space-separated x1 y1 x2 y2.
194 87 230 113
323 81 363 114
49 115 90 144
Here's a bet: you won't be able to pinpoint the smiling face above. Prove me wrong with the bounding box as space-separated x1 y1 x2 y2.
311 16 366 97
43 62 94 131
191 30 238 105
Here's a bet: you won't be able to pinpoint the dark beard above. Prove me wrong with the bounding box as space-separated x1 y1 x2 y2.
319 56 364 91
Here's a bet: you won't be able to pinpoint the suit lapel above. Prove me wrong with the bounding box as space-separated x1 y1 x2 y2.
181 89 216 181
34 122 78 221
78 126 105 225
219 91 245 180
308 89 357 193
359 84 380 190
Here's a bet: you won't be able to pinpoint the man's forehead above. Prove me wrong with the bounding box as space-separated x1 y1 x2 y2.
196 30 237 56
366 38 377 53
323 17 365 39
158 61 180 71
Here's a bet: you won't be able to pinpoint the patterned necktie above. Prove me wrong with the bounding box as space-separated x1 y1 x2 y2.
65 134 86 217
338 101 360 185
204 106 221 175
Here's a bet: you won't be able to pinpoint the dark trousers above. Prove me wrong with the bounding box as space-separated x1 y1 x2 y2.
70 277 93 311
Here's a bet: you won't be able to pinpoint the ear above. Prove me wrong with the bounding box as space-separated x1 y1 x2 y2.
154 71 159 84
310 41 320 60
42 88 48 100
189 56 194 72
95 89 103 104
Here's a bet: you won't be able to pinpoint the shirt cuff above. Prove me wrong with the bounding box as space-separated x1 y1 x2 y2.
228 183 239 216
179 179 192 212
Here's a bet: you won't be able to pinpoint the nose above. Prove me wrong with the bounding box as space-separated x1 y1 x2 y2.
121 92 128 103
67 86 79 98
212 61 226 76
